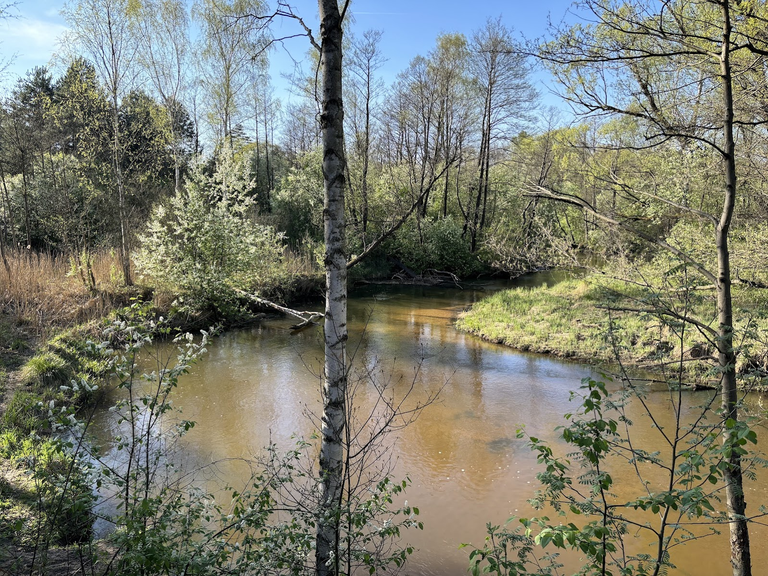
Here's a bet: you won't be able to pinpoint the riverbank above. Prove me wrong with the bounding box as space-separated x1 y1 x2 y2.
456 274 768 388
0 248 326 566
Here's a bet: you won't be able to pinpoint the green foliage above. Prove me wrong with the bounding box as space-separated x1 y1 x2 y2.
135 153 284 317
0 429 94 546
32 153 110 255
0 428 36 460
392 216 482 277
222 444 421 576
467 377 763 575
35 438 95 545
271 148 324 248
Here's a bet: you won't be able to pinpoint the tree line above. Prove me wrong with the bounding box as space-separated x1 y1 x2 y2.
0 0 547 293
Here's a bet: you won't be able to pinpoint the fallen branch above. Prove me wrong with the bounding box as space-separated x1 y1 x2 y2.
235 290 324 326
425 269 462 288
736 271 768 289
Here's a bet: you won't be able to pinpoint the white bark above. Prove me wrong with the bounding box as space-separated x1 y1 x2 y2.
316 1 348 574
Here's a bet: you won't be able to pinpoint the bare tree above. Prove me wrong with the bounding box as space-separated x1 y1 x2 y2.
467 18 537 251
345 28 385 235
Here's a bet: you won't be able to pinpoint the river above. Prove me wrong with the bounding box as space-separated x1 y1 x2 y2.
100 272 768 575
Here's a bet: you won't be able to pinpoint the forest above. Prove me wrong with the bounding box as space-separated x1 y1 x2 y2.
1 0 768 575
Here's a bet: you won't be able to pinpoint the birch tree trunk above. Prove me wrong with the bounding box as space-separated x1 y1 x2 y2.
316 1 348 575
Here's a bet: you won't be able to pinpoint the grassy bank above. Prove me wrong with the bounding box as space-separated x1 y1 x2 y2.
456 274 768 387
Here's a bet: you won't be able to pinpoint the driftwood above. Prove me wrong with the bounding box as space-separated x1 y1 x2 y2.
236 290 323 330
389 256 418 279
288 314 324 331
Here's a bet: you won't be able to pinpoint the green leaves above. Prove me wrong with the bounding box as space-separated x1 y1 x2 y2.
467 374 765 576
135 154 284 318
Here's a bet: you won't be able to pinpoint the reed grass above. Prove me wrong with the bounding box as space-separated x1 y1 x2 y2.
0 249 127 334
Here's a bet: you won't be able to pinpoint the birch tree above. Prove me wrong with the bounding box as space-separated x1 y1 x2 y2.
193 0 267 145
133 0 191 192
316 1 349 574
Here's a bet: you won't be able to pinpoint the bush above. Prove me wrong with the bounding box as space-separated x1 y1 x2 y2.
35 440 95 545
135 156 284 318
392 216 482 277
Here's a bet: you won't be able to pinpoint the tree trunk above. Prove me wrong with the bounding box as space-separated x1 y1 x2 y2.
470 88 491 251
16 144 32 251
254 94 261 198
113 103 132 286
361 66 371 234
170 123 181 194
717 3 750 574
316 1 348 575
264 110 272 202
0 163 17 249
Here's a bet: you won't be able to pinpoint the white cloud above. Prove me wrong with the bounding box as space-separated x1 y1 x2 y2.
1 16 68 62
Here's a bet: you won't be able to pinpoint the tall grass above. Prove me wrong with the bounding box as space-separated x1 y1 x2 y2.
0 243 322 336
0 249 126 333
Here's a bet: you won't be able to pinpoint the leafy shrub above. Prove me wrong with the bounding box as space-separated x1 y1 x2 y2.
135 156 284 317
392 216 482 277
0 430 94 546
32 440 95 545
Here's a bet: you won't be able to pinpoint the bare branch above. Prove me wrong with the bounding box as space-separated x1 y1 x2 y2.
525 183 717 286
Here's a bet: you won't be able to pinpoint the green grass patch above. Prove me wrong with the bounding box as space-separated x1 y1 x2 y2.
457 278 620 360
21 351 71 389
457 275 768 387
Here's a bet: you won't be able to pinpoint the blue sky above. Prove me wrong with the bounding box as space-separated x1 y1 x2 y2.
269 0 577 108
0 0 577 109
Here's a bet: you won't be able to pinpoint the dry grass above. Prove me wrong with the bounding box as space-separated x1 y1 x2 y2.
0 246 323 337
0 250 129 334
280 246 322 277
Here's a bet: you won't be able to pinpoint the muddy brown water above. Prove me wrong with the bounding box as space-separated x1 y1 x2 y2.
97 272 768 575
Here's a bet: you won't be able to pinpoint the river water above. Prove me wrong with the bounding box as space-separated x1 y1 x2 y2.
107 272 768 575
